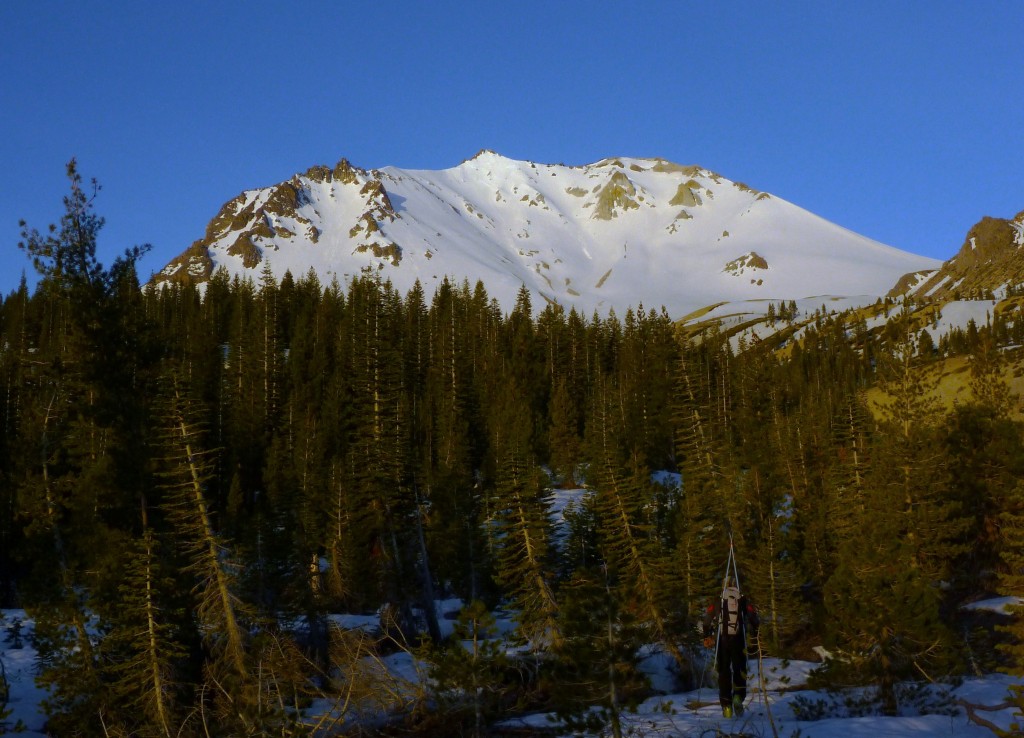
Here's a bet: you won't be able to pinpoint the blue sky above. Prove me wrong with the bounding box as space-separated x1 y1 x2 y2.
2 1 1021 295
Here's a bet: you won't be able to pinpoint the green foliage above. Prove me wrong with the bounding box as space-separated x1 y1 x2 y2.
421 600 511 737
815 320 965 712
547 568 648 738
490 386 561 648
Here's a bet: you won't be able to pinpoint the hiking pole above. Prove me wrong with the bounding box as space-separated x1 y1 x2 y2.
727 533 742 596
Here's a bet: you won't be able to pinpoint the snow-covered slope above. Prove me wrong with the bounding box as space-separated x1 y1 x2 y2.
154 151 940 317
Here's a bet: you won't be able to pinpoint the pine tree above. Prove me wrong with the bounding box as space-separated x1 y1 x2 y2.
490 384 561 648
822 498 952 715
422 278 486 602
820 314 963 711
547 376 582 486
821 393 873 569
421 600 510 738
345 277 417 614
155 372 255 732
548 568 648 738
100 509 186 738
586 369 684 663
673 337 732 619
736 469 806 654
969 334 1017 413
944 340 1024 595
873 313 966 584
0 279 30 605
998 479 1024 727
15 161 153 734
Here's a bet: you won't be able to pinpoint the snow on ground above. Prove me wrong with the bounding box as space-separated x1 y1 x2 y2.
0 610 47 737
549 486 590 523
922 300 997 343
684 295 1005 356
963 596 1023 616
328 610 382 633
4 598 1024 736
498 657 1024 738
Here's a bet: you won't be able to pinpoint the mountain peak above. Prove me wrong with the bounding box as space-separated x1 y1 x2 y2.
153 154 940 317
465 148 503 162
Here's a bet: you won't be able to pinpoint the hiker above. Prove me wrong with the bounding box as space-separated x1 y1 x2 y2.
703 577 759 718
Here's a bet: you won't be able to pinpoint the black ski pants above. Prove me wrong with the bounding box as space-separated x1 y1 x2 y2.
717 634 748 707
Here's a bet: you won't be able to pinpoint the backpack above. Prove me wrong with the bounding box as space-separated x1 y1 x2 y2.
722 586 742 636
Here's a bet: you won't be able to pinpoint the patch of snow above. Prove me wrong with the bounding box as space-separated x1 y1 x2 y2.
962 596 1022 615
549 487 589 525
1 611 49 736
328 611 381 633
925 273 952 297
922 300 993 344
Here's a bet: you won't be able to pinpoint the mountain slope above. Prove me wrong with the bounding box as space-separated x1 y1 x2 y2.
896 208 1024 300
154 151 940 317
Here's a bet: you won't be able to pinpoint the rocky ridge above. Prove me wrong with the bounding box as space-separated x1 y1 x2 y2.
898 209 1024 301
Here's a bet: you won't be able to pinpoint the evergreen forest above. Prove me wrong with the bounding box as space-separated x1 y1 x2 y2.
2 164 1024 736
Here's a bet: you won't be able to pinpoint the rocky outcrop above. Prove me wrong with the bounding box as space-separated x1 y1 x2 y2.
590 171 641 220
895 209 1024 300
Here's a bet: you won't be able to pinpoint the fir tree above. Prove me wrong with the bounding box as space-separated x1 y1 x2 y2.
16 161 154 734
490 385 561 649
421 600 510 738
548 567 648 738
100 510 186 738
586 370 684 663
155 373 256 733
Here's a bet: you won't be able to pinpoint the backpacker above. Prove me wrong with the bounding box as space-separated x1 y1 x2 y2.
722 585 741 636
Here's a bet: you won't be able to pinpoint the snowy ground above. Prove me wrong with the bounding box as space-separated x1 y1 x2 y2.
1 610 47 737
500 654 1024 737
3 602 1023 737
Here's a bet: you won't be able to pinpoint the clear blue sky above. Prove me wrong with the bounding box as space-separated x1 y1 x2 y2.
2 1 1021 295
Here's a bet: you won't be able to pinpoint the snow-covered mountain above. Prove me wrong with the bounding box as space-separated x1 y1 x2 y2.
154 151 940 317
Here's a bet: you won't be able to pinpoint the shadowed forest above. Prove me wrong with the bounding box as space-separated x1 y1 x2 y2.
2 164 1024 736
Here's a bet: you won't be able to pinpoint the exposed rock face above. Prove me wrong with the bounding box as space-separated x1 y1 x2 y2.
595 171 639 219
155 158 401 284
724 251 769 275
669 179 704 208
154 241 215 285
896 209 1024 300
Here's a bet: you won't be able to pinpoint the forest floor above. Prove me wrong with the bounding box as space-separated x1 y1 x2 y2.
3 603 1022 737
